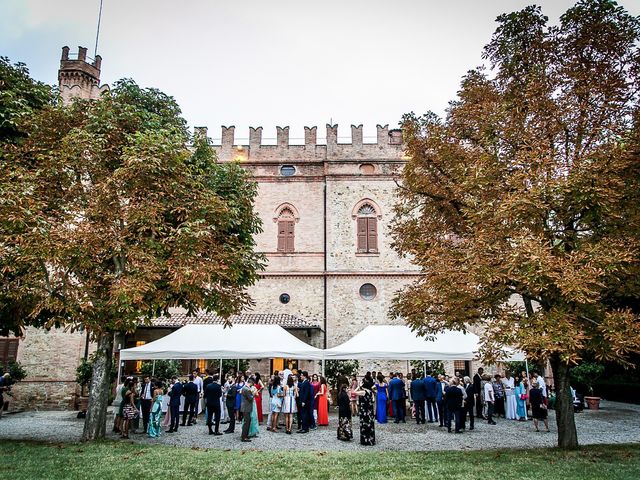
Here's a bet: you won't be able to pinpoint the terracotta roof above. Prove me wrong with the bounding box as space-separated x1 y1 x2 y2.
142 313 321 330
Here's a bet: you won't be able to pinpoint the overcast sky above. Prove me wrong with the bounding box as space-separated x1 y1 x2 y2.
2 0 639 144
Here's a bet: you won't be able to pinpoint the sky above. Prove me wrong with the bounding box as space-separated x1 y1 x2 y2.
2 0 640 144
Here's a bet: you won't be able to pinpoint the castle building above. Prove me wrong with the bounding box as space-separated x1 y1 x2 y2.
2 47 473 411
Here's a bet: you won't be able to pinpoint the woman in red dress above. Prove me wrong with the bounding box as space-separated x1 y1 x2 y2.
255 372 264 424
316 376 329 426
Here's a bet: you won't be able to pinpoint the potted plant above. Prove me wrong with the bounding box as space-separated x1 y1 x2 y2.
2 361 27 412
75 357 93 417
324 359 359 406
570 362 605 409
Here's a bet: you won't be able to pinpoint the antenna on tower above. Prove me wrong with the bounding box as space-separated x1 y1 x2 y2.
94 0 104 58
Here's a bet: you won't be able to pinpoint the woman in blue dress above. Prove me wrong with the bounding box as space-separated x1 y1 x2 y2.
147 381 163 438
246 384 260 438
515 377 528 421
235 374 245 420
374 374 388 423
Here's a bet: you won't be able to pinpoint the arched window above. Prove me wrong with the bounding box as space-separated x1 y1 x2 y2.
356 202 378 253
277 207 295 253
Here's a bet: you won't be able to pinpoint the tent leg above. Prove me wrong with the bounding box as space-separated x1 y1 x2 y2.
524 358 530 420
152 360 156 377
237 359 239 373
116 356 123 383
321 358 325 377
219 358 223 379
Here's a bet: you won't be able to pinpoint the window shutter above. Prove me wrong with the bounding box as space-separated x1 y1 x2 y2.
357 217 368 252
367 218 378 252
285 221 295 253
277 221 286 252
0 338 19 370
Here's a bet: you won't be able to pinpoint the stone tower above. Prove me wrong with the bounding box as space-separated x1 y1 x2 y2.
58 46 108 104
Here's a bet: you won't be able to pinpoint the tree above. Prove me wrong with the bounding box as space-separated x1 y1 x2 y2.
324 360 359 389
139 360 181 385
392 0 640 449
1 78 264 440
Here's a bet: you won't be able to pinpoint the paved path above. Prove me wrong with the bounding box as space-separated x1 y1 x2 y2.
0 401 638 451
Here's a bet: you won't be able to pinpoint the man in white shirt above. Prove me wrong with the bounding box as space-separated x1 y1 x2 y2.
281 363 293 385
483 375 497 425
532 372 547 397
140 375 153 433
502 371 517 419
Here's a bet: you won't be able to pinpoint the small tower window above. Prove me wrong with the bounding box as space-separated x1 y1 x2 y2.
279 293 291 304
356 203 378 253
359 283 377 300
277 207 295 253
280 165 296 176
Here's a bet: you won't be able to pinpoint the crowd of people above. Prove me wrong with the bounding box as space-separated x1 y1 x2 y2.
111 366 554 445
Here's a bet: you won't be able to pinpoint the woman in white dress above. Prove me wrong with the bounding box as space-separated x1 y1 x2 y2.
502 371 517 420
281 374 298 434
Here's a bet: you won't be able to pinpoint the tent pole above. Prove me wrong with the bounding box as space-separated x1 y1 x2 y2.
423 359 427 375
237 358 239 373
219 358 223 379
152 360 156 377
116 357 123 383
322 358 325 377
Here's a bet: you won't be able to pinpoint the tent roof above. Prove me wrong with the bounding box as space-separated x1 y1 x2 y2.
324 325 481 360
119 324 323 360
143 312 320 329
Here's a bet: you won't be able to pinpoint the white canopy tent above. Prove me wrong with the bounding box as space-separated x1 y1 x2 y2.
119 324 324 361
323 325 526 362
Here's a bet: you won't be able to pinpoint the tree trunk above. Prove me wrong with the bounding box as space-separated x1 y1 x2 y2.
550 353 579 449
82 331 113 441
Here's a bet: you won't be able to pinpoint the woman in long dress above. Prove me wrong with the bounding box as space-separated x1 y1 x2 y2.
316 376 329 426
374 374 388 424
337 385 353 441
162 381 173 428
255 372 264 424
515 377 528 421
235 374 245 421
357 373 375 446
147 381 164 438
245 384 260 438
349 375 359 416
281 374 298 434
502 372 517 420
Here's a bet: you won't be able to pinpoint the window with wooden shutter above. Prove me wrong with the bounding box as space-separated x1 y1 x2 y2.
277 207 295 253
0 338 19 371
356 203 379 253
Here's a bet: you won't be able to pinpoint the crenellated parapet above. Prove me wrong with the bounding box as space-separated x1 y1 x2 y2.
58 46 109 104
205 124 403 162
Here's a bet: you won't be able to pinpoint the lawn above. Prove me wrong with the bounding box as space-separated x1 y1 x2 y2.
0 440 638 480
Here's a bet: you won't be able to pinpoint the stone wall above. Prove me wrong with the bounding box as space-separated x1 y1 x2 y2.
10 326 95 410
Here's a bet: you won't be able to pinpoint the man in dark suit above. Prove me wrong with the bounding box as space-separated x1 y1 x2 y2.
140 375 153 433
297 371 313 433
463 376 475 430
424 371 439 423
166 376 183 433
204 374 223 435
181 374 199 426
388 373 406 423
223 379 238 434
410 373 426 424
473 368 484 418
240 377 255 442
445 377 464 433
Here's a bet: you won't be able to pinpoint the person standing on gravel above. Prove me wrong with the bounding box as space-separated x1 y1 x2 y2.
483 375 496 425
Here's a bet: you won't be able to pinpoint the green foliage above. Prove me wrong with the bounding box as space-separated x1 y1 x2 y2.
570 362 605 395
0 56 53 144
139 360 180 384
75 358 93 387
409 360 445 376
6 361 27 383
324 360 359 389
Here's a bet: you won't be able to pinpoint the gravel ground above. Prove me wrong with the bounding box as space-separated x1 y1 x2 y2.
1 401 638 452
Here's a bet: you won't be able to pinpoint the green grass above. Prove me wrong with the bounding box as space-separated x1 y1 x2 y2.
0 440 638 480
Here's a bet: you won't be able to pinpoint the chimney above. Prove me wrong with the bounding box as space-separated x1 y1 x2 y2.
78 46 87 62
61 46 70 61
94 55 102 70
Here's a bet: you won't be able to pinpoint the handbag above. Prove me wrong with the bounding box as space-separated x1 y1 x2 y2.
520 393 528 400
123 404 139 420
